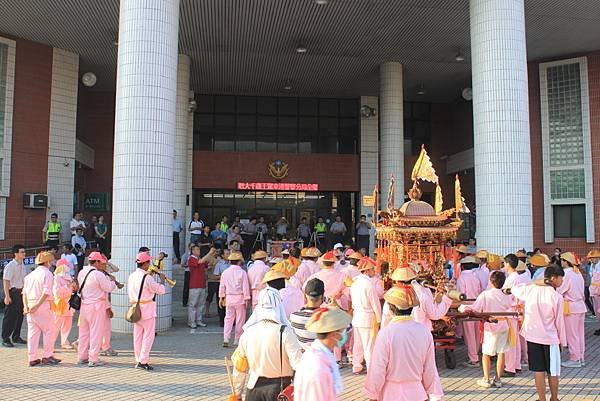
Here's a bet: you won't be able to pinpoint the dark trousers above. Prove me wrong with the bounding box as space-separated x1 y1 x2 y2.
96 237 108 256
76 254 85 274
299 236 310 248
173 232 181 260
585 286 595 315
245 376 292 401
356 234 370 255
182 271 190 306
2 288 24 342
218 302 226 327
45 239 59 250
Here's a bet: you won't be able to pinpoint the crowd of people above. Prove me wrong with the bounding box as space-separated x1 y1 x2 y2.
3 234 600 401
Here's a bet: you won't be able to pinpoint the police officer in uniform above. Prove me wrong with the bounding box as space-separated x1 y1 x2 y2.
42 213 62 249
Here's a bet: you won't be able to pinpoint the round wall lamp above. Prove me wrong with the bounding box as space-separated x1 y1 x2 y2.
81 72 97 87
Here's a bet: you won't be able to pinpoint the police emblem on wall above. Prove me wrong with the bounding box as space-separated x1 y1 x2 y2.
268 159 289 181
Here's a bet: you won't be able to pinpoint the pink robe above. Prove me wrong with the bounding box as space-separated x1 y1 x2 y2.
127 268 166 364
475 264 490 290
293 260 320 288
458 288 513 333
591 262 600 325
23 266 56 362
247 260 270 309
350 274 382 373
456 270 482 363
294 341 339 401
279 282 305 318
363 319 444 401
219 265 250 343
411 282 452 331
52 274 74 347
306 268 348 309
369 274 385 299
340 264 360 279
557 268 586 361
78 266 116 363
502 270 531 372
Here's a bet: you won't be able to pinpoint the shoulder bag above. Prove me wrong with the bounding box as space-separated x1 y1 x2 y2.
277 325 294 401
126 274 148 323
69 268 96 310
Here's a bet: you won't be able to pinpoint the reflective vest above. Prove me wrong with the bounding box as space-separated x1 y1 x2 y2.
46 221 61 241
315 223 327 235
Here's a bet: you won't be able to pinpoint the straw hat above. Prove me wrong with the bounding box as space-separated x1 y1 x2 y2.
560 252 578 266
271 260 296 279
262 269 288 284
587 249 600 258
476 250 489 260
35 251 54 265
384 286 419 310
459 256 480 265
487 253 502 270
305 306 352 334
300 248 309 258
390 263 417 282
515 250 527 258
455 244 468 254
321 251 336 264
516 260 527 272
305 247 321 258
252 250 268 261
347 251 363 261
227 252 244 262
529 254 549 267
357 257 376 272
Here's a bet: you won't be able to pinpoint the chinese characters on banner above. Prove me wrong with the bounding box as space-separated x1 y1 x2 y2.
237 182 319 191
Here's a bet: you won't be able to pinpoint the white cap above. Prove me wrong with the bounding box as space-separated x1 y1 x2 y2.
333 243 344 250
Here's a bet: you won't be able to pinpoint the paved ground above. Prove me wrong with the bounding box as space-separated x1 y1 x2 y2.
1 280 600 400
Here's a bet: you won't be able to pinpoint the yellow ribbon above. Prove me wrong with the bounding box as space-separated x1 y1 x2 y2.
497 317 517 347
390 315 413 324
563 300 570 316
51 298 69 316
371 319 380 338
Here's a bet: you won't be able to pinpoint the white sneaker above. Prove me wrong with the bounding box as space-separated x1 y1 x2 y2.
476 378 493 388
188 323 197 329
88 360 106 367
561 360 582 368
196 321 207 327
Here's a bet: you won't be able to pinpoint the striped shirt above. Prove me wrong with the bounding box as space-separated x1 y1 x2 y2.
290 307 319 350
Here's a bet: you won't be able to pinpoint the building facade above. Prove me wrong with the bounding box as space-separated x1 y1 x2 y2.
1 0 600 330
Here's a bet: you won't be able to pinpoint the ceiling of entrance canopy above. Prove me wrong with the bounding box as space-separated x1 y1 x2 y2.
0 0 599 101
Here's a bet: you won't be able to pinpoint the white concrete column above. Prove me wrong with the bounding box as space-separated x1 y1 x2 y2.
111 0 180 333
174 55 190 254
360 96 379 255
379 62 404 209
470 0 532 254
184 91 194 244
47 49 78 244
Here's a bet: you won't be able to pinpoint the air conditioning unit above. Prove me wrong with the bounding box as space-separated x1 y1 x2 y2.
23 193 48 209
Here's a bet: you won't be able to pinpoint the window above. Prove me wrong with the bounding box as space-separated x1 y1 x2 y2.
194 95 359 154
553 205 585 238
540 57 594 242
0 37 15 240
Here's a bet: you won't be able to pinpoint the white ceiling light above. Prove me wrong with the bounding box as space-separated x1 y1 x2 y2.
462 87 473 101
296 44 307 54
315 0 328 4
455 51 465 62
81 72 97 87
417 84 426 95
283 80 292 91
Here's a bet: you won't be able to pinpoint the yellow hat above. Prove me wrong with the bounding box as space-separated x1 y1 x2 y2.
455 244 468 254
357 257 376 272
305 247 321 258
300 248 309 258
476 250 489 260
384 285 419 310
529 254 549 267
459 256 480 265
262 269 288 284
515 250 527 258
227 252 244 262
587 249 600 258
487 253 502 270
348 251 363 261
305 306 352 334
516 260 527 272
252 250 268 260
35 251 54 265
390 263 417 282
560 252 578 266
271 260 295 279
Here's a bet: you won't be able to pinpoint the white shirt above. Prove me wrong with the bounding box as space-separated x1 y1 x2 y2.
60 253 79 276
69 218 86 233
3 259 28 289
189 220 204 235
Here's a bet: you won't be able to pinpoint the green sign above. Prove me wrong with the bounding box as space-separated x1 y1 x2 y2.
84 192 110 211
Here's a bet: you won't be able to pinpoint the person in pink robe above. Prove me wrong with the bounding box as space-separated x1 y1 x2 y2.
294 306 352 401
364 286 444 401
350 257 382 374
558 252 586 367
511 265 567 401
589 250 600 333
219 252 250 347
52 258 76 349
293 249 321 288
23 251 61 366
127 252 166 370
77 252 117 366
305 251 349 310
246 251 270 309
456 256 482 366
271 260 305 318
